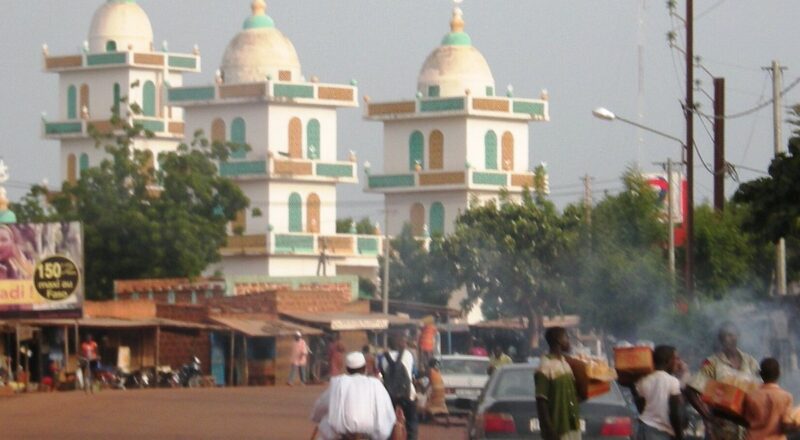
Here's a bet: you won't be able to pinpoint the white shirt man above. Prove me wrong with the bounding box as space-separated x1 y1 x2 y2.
378 349 416 401
636 370 683 437
311 352 396 440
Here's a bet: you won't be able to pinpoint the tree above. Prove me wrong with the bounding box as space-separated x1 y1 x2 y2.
445 191 573 354
335 217 377 235
12 111 248 299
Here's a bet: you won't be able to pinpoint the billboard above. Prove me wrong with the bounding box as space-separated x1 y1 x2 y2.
0 222 83 318
645 172 685 224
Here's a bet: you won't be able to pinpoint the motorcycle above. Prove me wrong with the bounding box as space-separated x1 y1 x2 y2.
170 356 202 388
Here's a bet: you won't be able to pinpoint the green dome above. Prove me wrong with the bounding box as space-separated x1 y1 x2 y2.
243 14 275 30
441 31 472 47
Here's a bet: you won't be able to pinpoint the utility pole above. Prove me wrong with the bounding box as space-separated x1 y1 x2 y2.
381 209 391 347
684 0 695 297
764 60 788 295
654 160 677 282
713 77 725 212
582 174 593 225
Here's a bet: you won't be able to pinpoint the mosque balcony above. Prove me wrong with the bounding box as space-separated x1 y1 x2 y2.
220 232 383 258
365 95 549 122
43 51 200 73
365 168 536 193
218 156 358 184
166 80 358 108
42 116 185 140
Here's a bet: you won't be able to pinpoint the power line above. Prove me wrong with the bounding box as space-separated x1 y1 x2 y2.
693 75 800 120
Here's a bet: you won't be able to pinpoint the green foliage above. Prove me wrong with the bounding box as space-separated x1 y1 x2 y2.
336 217 377 235
12 109 248 300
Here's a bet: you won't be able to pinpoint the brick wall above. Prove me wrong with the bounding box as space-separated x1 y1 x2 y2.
85 300 157 319
275 290 350 314
203 292 278 318
158 328 210 370
156 304 209 324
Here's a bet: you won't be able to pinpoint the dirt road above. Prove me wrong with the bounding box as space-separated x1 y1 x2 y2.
0 385 466 439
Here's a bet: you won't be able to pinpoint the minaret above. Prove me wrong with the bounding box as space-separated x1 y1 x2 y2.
364 4 550 236
41 0 200 185
168 1 380 278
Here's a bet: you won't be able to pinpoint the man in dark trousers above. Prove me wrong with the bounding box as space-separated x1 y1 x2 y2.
535 327 586 440
380 331 417 440
628 345 685 439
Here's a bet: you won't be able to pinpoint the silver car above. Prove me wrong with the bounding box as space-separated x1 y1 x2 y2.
439 354 491 414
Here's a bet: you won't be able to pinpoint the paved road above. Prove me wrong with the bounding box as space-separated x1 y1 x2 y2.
0 385 466 439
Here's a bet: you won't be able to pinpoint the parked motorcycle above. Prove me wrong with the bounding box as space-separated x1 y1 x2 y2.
170 356 202 388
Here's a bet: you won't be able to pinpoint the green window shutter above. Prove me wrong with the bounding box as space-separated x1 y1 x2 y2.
485 86 494 97
167 291 175 304
106 40 117 52
79 153 89 172
307 119 321 159
430 202 445 236
67 85 77 119
409 131 424 170
428 85 440 97
230 117 247 159
143 81 156 117
485 130 498 170
113 83 121 116
288 193 303 232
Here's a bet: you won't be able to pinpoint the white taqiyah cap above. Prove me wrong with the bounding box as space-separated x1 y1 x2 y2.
345 352 366 370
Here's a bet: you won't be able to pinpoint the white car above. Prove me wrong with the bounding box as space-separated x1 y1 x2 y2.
438 354 491 414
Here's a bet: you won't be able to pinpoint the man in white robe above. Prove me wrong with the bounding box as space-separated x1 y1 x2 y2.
311 352 396 440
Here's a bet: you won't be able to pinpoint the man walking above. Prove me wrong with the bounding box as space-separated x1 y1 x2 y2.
311 352 396 440
288 331 309 386
535 327 586 440
380 331 418 440
743 358 793 440
488 345 513 374
629 345 685 440
79 334 98 393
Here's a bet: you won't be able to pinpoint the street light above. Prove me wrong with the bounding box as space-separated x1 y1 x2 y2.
592 107 690 291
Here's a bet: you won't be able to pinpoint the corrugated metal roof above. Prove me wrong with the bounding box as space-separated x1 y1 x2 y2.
281 312 419 330
210 316 322 337
13 317 221 330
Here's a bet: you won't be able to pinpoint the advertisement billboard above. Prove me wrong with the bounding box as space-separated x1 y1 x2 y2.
0 222 83 318
645 172 685 224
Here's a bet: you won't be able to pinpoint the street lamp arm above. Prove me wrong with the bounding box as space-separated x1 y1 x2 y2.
612 114 686 147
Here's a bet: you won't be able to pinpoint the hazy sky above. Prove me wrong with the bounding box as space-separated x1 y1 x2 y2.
1 0 798 222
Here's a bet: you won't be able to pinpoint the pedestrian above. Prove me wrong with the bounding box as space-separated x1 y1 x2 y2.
380 331 418 440
363 345 378 377
535 327 586 440
328 333 346 378
288 331 309 386
311 351 397 440
743 358 793 440
80 334 99 393
628 345 685 440
488 345 513 374
686 322 760 440
418 321 436 370
423 359 449 425
468 338 488 357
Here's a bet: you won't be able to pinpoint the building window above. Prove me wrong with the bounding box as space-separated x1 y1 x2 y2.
409 131 424 171
288 192 302 232
191 292 197 305
167 291 176 304
79 153 89 173
430 202 445 236
486 86 494 97
67 154 77 184
288 117 302 158
428 85 440 97
106 40 117 52
307 119 320 159
230 117 247 159
502 131 515 171
142 80 156 117
429 130 444 170
279 70 292 81
307 193 320 233
67 85 77 119
211 118 226 144
410 203 425 236
113 83 121 116
484 130 498 170
79 84 90 117
232 209 246 235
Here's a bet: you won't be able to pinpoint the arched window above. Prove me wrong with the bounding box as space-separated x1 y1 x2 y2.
67 154 77 184
113 83 121 116
307 119 320 159
79 153 89 173
211 118 226 144
409 131 424 171
288 118 302 158
429 130 444 170
484 130 498 170
429 202 445 236
79 84 89 116
106 40 117 52
142 80 156 117
288 193 303 232
67 85 77 119
410 203 425 236
167 291 176 304
502 131 514 171
232 209 246 234
307 193 320 233
230 117 247 159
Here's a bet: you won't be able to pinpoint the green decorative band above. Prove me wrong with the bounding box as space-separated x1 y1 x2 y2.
219 160 267 177
274 234 315 253
243 15 275 29
441 32 472 46
420 97 465 112
357 237 379 255
316 163 354 178
45 122 82 135
135 119 164 133
368 174 415 188
168 86 215 102
473 172 508 186
512 100 545 116
168 56 198 69
274 84 314 99
86 52 127 66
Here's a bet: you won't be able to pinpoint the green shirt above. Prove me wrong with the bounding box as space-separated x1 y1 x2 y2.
535 355 580 436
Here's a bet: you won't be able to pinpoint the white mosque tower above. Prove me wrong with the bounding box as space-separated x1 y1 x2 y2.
365 5 550 237
168 0 379 278
42 0 200 184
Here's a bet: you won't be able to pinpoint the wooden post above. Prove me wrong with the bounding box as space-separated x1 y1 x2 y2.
63 326 69 373
155 326 161 369
243 336 249 387
229 331 235 387
15 323 20 382
36 328 43 388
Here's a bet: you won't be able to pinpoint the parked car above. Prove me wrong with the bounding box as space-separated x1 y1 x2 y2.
467 363 638 439
438 354 491 415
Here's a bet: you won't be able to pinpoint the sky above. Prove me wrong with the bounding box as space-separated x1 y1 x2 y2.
1 0 798 222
